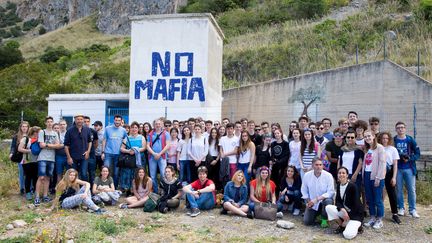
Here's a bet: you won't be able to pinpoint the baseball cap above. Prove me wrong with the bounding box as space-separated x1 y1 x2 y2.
92 121 103 126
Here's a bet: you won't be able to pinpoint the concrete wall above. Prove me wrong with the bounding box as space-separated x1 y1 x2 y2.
129 13 224 123
222 60 432 150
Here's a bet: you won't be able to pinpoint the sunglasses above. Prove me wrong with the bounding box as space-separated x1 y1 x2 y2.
346 136 355 139
214 123 219 126
255 129 261 131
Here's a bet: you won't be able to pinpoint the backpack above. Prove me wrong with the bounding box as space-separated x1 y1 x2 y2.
31 130 45 156
11 136 29 163
143 192 161 212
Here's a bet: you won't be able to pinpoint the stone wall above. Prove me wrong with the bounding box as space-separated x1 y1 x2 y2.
222 60 432 150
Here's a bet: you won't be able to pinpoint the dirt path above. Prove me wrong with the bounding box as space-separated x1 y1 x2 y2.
1 193 432 242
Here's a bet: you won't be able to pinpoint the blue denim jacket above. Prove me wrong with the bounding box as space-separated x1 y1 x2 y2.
223 181 248 206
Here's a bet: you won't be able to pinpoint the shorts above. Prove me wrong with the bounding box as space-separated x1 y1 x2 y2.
38 160 55 177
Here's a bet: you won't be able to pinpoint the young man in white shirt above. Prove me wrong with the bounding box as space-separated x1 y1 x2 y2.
219 123 239 178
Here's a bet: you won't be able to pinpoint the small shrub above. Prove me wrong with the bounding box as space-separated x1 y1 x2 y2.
38 26 46 35
40 46 71 63
22 18 40 31
417 0 432 20
9 25 23 37
83 43 110 53
0 41 24 69
94 218 119 236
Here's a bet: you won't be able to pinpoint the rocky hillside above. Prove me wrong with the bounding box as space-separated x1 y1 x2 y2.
16 0 185 35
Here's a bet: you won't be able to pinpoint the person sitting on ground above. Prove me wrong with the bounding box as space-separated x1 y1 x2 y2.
119 168 152 209
221 170 250 217
301 158 335 227
183 166 216 217
50 168 106 214
158 165 182 213
249 166 283 218
92 166 120 206
326 167 364 240
278 165 302 216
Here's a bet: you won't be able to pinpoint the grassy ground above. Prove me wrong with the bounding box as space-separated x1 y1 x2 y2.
18 15 125 60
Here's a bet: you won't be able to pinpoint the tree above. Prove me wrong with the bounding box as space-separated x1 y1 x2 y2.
289 86 325 117
0 41 24 69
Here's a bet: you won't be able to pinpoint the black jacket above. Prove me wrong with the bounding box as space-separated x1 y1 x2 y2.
335 182 364 222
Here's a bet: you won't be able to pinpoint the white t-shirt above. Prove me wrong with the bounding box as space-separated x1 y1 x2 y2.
364 149 374 172
209 140 219 157
187 135 209 162
339 183 348 200
341 151 355 174
289 140 301 168
355 138 365 146
219 135 239 164
384 145 400 166
177 139 190 161
238 148 251 164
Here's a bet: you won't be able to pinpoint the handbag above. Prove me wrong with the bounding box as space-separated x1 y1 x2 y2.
254 202 278 221
118 137 137 168
143 192 161 212
11 137 29 163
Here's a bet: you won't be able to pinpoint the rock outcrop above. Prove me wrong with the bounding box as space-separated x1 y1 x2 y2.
16 0 185 35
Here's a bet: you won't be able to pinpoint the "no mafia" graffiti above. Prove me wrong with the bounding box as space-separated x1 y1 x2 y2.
134 51 205 102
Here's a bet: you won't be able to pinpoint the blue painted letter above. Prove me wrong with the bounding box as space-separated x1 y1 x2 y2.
135 80 153 100
152 52 170 77
175 53 193 76
187 77 205 101
153 79 167 100
168 79 181 101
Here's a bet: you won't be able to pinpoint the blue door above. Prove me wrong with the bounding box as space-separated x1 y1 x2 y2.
106 107 129 126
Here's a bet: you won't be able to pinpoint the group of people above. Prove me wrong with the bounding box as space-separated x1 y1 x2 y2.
9 111 421 240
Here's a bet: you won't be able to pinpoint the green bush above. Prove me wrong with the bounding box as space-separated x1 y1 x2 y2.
83 43 110 53
22 18 40 31
40 46 71 63
418 0 432 20
38 26 46 35
9 25 22 37
0 41 24 69
291 0 327 19
180 0 249 15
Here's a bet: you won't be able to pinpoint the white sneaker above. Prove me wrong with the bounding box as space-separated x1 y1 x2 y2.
410 210 420 218
276 212 284 218
372 219 383 229
293 209 300 216
397 208 405 216
363 218 375 227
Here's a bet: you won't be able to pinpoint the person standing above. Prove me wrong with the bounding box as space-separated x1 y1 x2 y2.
93 121 104 171
394 121 421 218
101 115 128 188
34 116 61 206
64 115 92 182
219 123 239 178
55 120 68 182
325 128 345 179
362 130 386 229
147 119 171 193
378 131 401 224
321 118 334 141
10 121 29 195
301 158 335 228
84 116 99 188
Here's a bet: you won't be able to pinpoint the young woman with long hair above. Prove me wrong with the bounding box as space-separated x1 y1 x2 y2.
249 166 282 218
237 130 255 185
18 126 40 200
338 129 364 188
168 127 180 170
10 121 30 195
278 165 302 216
289 128 302 172
158 165 182 213
119 168 153 209
299 128 320 179
378 131 401 224
177 126 192 184
252 134 272 176
92 166 120 205
207 127 221 190
222 170 250 217
50 168 105 214
270 128 290 195
362 130 386 229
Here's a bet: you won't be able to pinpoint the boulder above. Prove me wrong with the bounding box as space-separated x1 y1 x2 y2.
6 224 14 230
12 219 27 228
276 220 295 230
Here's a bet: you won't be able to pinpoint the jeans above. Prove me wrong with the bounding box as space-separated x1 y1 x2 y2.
120 167 135 190
385 165 398 214
186 191 215 210
303 198 334 225
38 160 55 177
61 186 98 211
149 157 167 193
72 159 88 182
397 168 417 212
55 155 70 176
87 157 96 187
237 162 250 185
104 153 120 188
179 160 191 184
249 201 283 213
277 190 302 211
18 163 24 191
364 171 385 218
